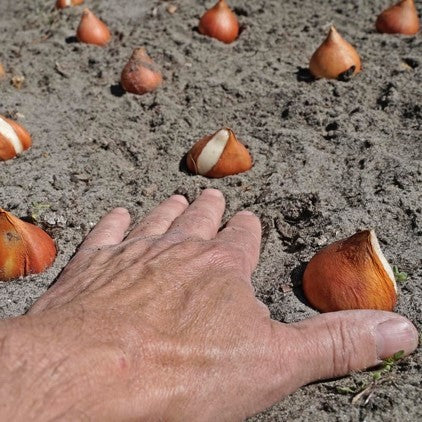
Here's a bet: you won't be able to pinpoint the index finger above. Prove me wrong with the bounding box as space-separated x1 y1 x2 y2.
216 210 262 276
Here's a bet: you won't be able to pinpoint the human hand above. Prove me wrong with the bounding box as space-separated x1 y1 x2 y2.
1 189 418 421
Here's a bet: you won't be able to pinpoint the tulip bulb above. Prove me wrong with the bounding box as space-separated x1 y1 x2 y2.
376 0 419 35
0 209 56 281
309 26 362 80
0 115 32 161
120 48 162 95
302 230 397 312
56 0 84 9
76 9 111 46
187 128 252 178
0 63 5 78
199 0 239 44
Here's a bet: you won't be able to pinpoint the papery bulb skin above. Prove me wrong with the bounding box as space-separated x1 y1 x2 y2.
376 0 420 35
0 115 32 161
76 9 111 46
187 128 252 178
56 0 84 9
120 48 162 95
302 230 397 312
0 209 56 281
199 0 239 44
309 26 361 80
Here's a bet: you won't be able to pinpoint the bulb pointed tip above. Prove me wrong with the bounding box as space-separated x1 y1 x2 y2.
328 25 339 37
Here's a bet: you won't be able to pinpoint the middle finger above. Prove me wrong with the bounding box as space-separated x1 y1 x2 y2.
166 189 225 240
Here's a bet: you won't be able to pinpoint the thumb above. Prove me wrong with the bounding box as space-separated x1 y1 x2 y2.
285 311 419 385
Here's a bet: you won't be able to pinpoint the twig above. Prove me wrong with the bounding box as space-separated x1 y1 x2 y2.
54 62 70 78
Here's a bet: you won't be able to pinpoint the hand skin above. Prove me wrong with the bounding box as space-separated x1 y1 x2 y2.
0 189 418 421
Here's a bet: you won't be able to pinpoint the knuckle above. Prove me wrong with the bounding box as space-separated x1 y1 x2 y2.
140 215 168 231
152 211 174 225
219 241 249 269
186 212 215 228
92 249 115 265
229 224 259 241
223 227 258 253
226 225 249 237
325 319 357 375
97 228 115 240
208 241 239 265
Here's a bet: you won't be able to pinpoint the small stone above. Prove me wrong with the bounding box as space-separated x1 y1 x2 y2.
142 184 158 197
166 4 178 14
11 75 25 89
315 236 327 246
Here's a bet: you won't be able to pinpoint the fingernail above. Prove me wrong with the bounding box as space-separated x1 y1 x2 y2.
376 318 419 359
203 188 223 198
237 210 254 216
171 195 188 205
113 207 129 215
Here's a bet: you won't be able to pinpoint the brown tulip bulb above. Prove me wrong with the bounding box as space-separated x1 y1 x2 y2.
120 48 162 95
187 128 252 178
309 26 362 80
302 230 397 313
199 0 239 44
0 64 5 78
76 9 111 46
0 115 32 161
0 209 56 281
56 0 84 9
376 0 420 35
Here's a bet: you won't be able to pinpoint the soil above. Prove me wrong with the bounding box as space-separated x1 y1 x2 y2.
0 0 421 420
